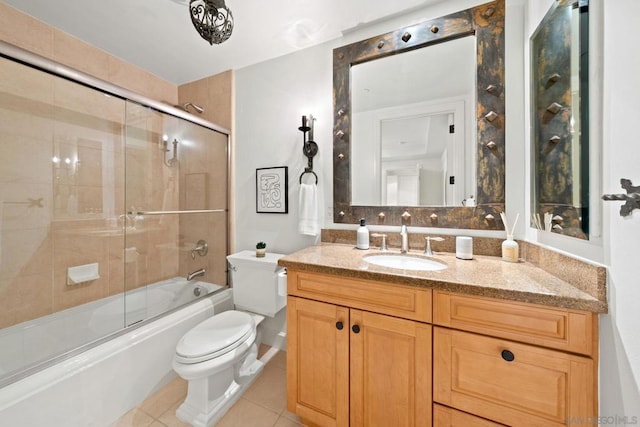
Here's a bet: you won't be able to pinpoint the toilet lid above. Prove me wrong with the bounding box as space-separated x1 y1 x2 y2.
176 311 254 362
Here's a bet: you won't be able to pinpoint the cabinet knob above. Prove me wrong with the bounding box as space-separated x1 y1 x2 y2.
336 321 344 330
501 349 515 362
352 324 361 334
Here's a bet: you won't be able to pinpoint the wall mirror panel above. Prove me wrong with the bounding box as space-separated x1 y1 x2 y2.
333 0 505 229
531 0 589 239
351 36 476 207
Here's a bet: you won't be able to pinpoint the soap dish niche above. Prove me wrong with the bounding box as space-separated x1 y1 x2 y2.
67 263 100 286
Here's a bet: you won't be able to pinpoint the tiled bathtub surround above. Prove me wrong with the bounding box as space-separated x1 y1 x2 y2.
318 229 606 312
0 48 229 386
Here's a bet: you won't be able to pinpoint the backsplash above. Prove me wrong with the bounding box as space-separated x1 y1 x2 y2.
320 228 606 302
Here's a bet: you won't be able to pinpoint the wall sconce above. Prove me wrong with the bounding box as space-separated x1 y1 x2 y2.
189 0 234 45
298 115 318 184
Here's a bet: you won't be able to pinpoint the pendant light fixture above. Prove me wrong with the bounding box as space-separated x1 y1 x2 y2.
189 0 234 45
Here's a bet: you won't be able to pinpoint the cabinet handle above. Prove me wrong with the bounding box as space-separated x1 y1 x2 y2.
501 349 515 362
352 324 361 334
336 321 344 330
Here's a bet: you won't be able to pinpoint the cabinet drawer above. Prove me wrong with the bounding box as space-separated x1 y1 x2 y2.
434 327 595 426
433 291 596 356
433 404 506 427
287 270 431 322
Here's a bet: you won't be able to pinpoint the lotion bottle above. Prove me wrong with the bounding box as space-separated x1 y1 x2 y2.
501 235 519 262
356 218 370 250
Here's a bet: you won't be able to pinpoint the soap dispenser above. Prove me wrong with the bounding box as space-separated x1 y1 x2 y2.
356 218 370 250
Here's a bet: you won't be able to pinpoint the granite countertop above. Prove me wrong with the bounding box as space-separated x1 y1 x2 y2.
278 243 607 313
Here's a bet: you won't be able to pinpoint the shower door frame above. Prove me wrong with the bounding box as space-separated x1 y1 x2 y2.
0 40 232 387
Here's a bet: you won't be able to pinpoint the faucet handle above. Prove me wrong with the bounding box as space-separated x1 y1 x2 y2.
191 239 209 259
424 236 444 256
371 233 388 251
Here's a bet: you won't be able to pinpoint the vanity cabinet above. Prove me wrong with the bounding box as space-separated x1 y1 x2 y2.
433 290 597 426
285 270 598 427
286 270 432 427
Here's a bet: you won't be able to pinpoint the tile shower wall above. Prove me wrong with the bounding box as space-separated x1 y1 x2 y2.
0 57 128 327
0 1 181 330
177 73 233 284
0 57 229 388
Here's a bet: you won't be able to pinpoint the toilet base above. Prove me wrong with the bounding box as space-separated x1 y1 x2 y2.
175 357 265 427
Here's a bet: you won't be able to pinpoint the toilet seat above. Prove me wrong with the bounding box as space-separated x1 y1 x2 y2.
175 311 255 364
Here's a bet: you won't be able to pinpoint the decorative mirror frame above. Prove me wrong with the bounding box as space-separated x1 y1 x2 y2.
530 0 590 239
333 0 505 229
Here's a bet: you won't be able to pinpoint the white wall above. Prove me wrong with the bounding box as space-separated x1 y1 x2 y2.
234 41 332 256
234 0 640 418
233 0 522 254
598 0 640 420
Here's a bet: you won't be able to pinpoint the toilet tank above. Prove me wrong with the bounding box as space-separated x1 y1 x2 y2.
227 250 287 317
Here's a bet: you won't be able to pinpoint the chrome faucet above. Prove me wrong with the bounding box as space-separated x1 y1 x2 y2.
400 225 409 254
187 268 206 281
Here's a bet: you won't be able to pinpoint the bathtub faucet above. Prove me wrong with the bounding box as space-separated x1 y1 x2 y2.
187 268 206 281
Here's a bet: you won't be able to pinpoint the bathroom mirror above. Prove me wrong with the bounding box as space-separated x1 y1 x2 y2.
333 0 506 229
531 0 589 239
351 36 476 207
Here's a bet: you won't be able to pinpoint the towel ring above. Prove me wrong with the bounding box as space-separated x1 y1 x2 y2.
299 170 318 184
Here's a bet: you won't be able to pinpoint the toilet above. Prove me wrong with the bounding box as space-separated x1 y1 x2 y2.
173 250 287 427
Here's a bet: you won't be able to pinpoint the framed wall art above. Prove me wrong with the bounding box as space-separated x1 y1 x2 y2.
256 166 288 213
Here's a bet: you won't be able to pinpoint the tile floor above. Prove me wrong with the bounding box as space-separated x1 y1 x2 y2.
112 347 303 427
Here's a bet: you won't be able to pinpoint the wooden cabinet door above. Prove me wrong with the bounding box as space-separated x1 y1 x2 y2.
434 327 595 427
287 297 349 427
350 309 432 427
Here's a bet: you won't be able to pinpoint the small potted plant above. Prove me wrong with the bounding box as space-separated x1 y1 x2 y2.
256 241 267 258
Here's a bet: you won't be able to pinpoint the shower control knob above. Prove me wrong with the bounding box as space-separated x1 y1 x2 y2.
336 321 344 330
352 324 361 334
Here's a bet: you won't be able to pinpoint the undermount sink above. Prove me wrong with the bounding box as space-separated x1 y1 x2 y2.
363 254 448 271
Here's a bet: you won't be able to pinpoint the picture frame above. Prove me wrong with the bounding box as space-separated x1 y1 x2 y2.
256 166 288 213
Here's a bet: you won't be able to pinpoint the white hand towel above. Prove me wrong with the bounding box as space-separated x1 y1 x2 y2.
298 183 318 236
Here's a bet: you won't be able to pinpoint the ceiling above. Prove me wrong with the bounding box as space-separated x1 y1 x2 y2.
3 0 437 85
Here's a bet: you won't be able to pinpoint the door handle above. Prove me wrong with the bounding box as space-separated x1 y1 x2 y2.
602 178 640 217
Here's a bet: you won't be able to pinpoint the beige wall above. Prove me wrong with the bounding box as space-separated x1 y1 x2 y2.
178 71 233 130
0 54 230 329
0 1 177 105
178 70 234 275
0 3 233 329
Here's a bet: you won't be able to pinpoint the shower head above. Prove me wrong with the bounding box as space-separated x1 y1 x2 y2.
182 102 204 114
164 138 179 167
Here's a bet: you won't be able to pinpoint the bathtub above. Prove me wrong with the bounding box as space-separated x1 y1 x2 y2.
0 277 233 426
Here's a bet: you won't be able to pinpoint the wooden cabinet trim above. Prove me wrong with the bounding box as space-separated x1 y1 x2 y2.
433 404 507 427
288 270 432 322
433 290 595 356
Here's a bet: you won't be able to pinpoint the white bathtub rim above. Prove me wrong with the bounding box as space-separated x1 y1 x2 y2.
0 289 230 412
0 277 223 387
